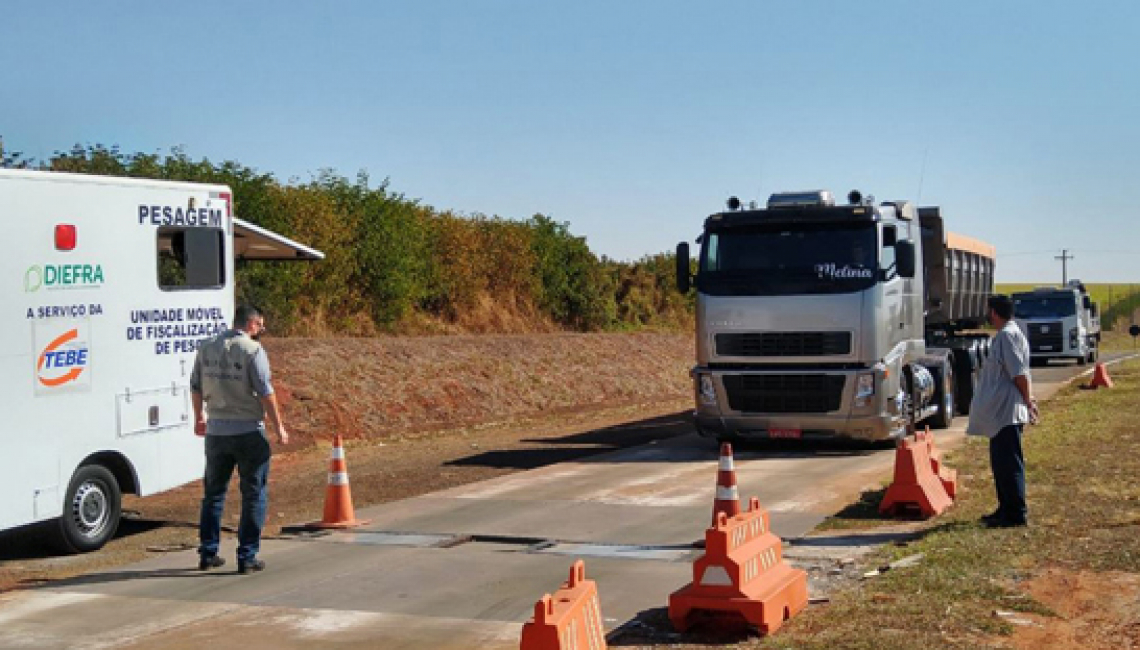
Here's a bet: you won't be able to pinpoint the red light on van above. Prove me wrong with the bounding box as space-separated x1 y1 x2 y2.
55 224 77 251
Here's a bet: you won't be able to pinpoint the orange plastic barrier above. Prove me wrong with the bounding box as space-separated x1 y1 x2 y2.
670 497 808 635
305 434 370 529
712 442 741 525
1087 362 1114 389
879 436 953 518
520 560 607 650
916 428 958 500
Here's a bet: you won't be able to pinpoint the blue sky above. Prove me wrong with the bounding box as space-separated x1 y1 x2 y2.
3 1 1138 281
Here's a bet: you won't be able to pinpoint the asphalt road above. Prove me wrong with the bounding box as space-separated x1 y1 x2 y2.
0 354 1130 649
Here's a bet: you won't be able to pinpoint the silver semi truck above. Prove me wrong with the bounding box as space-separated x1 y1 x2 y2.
675 190 996 443
1012 280 1100 366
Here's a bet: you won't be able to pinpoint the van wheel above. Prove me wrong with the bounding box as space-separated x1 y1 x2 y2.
56 465 121 553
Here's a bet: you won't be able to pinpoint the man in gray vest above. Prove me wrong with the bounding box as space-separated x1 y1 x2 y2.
967 294 1038 528
191 305 288 573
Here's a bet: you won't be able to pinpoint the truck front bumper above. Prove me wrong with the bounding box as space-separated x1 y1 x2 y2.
692 366 904 442
694 413 900 442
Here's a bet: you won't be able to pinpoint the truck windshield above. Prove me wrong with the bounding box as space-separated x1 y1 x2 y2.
699 222 877 296
1014 294 1077 318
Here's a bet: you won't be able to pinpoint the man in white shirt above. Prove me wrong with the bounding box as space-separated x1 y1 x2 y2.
967 295 1039 528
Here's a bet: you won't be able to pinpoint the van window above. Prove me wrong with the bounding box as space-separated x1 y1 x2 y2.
157 227 225 290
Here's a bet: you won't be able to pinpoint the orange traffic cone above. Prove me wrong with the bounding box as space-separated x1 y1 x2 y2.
306 434 370 529
1087 362 1114 389
712 442 741 525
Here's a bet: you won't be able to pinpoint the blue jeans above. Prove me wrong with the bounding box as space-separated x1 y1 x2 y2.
989 424 1027 523
199 432 272 562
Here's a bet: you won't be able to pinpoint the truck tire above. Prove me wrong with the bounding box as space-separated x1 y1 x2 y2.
1089 346 1099 364
1077 351 1088 366
927 363 955 430
951 348 976 416
55 464 122 553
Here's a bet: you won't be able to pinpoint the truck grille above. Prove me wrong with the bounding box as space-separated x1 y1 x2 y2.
1026 321 1064 353
715 332 852 357
722 374 846 413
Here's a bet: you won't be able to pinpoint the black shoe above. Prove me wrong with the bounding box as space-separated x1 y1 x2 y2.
237 558 265 574
980 510 1004 525
198 555 225 571
985 517 1028 529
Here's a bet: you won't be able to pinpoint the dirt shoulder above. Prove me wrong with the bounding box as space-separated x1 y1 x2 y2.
0 333 694 593
267 332 694 449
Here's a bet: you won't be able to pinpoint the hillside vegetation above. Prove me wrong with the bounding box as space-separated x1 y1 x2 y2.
2 141 693 336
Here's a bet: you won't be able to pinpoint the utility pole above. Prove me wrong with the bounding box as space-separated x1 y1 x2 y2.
1055 249 1074 285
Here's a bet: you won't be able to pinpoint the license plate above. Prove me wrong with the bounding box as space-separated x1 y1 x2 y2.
768 428 802 439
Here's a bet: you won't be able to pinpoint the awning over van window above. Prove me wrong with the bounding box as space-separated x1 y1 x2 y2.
233 218 325 261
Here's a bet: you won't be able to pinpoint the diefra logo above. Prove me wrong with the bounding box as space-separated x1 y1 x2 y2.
25 264 105 292
37 329 89 387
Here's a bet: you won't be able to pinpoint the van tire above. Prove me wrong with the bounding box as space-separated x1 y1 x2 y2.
56 465 121 553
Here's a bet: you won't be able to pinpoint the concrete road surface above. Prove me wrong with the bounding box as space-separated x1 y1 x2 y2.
0 354 1130 649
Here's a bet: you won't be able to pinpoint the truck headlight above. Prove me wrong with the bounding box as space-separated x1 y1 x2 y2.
854 372 876 407
698 374 717 406
1069 328 1079 348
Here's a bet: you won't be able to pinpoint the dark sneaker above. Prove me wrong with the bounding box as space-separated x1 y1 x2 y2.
198 555 226 571
237 558 266 574
985 517 1028 529
979 510 1004 525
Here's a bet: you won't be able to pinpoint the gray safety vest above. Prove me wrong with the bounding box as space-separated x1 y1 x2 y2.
196 330 266 422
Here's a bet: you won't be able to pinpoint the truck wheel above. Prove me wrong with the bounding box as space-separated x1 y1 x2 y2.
956 366 976 416
1077 352 1088 366
928 364 955 429
952 348 976 416
1089 347 1098 364
55 465 122 553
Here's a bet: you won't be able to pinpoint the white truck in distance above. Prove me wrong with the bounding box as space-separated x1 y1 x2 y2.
1 169 323 552
1012 280 1100 366
676 190 996 444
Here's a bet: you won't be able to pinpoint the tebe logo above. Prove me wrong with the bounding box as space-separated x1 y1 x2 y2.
37 329 89 387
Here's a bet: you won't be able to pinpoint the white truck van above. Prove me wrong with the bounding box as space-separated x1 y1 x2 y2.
0 169 323 552
1013 281 1100 366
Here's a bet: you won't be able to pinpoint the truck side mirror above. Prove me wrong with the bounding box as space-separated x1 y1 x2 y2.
676 242 691 293
1083 295 1092 310
895 240 916 278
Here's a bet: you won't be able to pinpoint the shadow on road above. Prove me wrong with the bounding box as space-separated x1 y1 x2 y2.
444 410 883 470
443 411 695 470
0 516 222 564
20 566 237 592
0 517 169 563
608 605 757 647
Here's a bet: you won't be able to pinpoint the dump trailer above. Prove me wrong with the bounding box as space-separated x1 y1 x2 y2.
0 169 324 552
675 190 996 443
1012 280 1100 365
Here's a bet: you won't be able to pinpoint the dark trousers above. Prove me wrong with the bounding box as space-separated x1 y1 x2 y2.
199 432 272 562
989 424 1027 523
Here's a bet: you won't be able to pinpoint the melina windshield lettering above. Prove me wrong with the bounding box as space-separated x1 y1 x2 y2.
698 223 878 296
